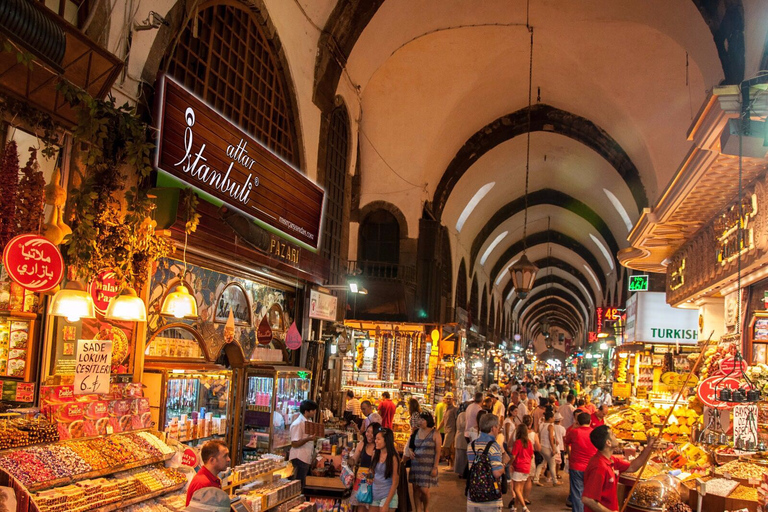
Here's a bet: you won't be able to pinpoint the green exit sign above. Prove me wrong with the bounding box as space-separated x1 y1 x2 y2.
628 275 649 291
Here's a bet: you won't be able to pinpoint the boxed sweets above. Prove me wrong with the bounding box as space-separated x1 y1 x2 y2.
84 400 110 437
109 399 132 433
132 397 152 430
50 401 86 440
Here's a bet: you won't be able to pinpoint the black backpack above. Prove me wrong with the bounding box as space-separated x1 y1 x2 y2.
465 441 502 502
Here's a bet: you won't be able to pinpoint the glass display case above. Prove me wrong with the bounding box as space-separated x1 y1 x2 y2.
143 369 232 445
239 366 312 462
142 324 231 446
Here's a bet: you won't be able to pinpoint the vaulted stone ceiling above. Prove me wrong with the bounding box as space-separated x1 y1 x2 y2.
306 0 768 346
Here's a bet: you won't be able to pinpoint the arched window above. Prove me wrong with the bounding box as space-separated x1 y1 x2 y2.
359 210 399 264
320 106 350 284
455 259 468 312
165 1 299 165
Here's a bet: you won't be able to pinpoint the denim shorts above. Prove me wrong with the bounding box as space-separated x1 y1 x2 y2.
370 494 399 509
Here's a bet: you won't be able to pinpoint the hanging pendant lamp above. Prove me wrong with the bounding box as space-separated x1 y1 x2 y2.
49 281 96 322
510 26 538 298
160 231 198 319
105 287 147 322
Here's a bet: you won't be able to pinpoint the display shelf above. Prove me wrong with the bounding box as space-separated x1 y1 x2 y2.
222 467 278 492
0 427 154 456
263 490 303 510
27 451 175 492
90 481 185 512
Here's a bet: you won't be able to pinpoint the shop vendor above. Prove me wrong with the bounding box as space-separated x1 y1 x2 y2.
290 400 319 488
186 440 231 506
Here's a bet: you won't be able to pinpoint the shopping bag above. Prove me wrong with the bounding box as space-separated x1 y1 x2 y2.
356 480 373 504
339 462 355 488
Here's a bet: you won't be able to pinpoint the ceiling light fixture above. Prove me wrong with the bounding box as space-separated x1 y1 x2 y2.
105 287 147 322
48 281 96 323
160 230 198 319
509 25 538 299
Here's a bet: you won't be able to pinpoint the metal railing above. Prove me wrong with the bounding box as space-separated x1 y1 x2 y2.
347 260 417 284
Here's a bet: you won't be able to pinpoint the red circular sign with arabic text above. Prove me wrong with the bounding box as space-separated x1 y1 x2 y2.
718 356 748 376
2 234 64 292
88 270 119 315
697 376 742 409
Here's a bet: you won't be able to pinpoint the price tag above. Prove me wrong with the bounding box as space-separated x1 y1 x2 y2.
750 477 760 486
74 340 112 395
106 425 114 435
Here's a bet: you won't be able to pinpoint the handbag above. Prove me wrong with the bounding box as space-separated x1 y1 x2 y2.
356 480 373 504
534 451 543 467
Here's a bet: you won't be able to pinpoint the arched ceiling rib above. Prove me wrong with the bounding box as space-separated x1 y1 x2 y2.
469 189 620 270
474 206 618 280
508 277 593 318
489 231 608 292
515 289 588 325
502 263 596 309
522 302 582 334
432 104 648 219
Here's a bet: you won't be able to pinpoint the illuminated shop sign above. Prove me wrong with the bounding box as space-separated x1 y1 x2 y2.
155 75 325 250
716 193 757 266
628 274 649 292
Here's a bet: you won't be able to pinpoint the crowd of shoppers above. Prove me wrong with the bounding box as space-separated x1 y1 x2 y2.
338 374 632 512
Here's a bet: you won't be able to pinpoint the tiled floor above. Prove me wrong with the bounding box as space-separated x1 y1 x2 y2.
423 464 571 511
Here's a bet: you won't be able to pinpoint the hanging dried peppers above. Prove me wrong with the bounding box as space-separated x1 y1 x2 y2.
16 148 45 235
0 140 19 249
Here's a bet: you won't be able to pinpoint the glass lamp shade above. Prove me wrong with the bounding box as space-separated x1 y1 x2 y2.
510 253 538 298
160 284 198 319
48 281 96 322
105 287 147 322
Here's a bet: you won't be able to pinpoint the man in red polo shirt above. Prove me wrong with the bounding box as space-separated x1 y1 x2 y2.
582 426 656 512
186 439 231 506
378 391 396 429
564 412 596 512
590 404 608 428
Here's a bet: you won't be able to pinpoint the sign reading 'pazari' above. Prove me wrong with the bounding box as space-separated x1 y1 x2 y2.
155 75 325 249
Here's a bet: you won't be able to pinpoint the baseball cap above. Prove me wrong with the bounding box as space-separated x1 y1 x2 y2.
444 392 454 399
187 488 232 512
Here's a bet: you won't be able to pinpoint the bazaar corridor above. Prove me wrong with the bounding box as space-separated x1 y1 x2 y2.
430 465 571 512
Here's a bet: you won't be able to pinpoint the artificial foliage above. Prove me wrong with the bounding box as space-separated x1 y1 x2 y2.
58 81 175 288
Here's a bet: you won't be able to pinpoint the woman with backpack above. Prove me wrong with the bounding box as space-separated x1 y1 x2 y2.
370 428 400 511
403 411 441 512
509 422 534 512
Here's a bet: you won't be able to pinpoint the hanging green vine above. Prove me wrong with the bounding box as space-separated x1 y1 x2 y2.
57 80 180 288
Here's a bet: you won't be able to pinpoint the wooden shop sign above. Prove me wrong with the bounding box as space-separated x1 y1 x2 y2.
155 75 324 250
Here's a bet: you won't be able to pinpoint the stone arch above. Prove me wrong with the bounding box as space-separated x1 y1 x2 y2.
358 201 409 239
480 285 488 331
431 104 648 219
470 189 620 270
143 0 305 168
489 231 608 293
456 258 468 311
469 274 479 326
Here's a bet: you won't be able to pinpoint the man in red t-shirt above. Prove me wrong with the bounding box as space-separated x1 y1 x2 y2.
590 405 608 428
186 439 231 506
564 412 596 512
582 426 656 512
378 391 396 429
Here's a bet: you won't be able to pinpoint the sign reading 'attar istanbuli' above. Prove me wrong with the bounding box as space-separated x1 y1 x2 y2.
155 75 324 249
